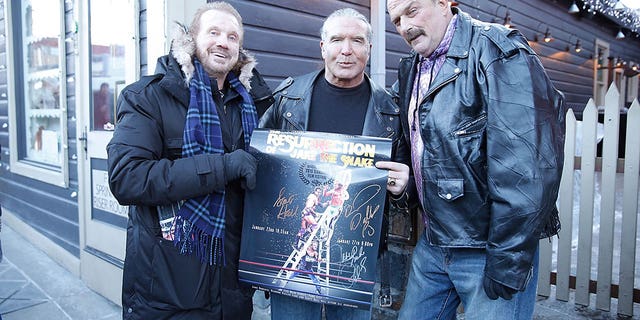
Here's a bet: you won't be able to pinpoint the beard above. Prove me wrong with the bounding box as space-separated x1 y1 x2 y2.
196 47 237 78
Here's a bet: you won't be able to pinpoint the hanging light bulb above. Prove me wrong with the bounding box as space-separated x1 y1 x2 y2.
616 29 625 39
543 27 553 42
568 1 580 14
616 57 624 67
575 39 582 52
503 11 513 28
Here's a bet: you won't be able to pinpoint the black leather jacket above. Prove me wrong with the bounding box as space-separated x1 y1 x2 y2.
393 8 565 290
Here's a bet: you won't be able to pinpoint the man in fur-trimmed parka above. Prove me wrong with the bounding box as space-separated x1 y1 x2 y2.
107 2 273 319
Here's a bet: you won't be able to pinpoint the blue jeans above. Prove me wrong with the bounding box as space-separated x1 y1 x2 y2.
270 293 371 320
399 233 538 320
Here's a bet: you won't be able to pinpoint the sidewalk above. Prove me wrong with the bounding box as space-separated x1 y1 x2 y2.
0 225 271 320
0 223 637 320
0 225 120 320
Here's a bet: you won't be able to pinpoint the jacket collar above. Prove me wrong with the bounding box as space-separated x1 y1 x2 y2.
279 70 398 136
447 7 472 59
156 54 190 107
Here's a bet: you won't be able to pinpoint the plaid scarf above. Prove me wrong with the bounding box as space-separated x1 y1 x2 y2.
171 58 257 265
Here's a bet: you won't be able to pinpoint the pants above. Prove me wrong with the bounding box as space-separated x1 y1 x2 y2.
399 232 539 320
270 293 371 320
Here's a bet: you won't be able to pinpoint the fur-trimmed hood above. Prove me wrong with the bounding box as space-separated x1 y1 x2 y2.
170 22 256 89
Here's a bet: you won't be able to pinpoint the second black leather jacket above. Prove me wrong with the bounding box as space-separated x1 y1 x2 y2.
393 8 565 291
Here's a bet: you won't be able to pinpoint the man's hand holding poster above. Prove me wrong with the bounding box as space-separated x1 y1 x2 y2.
239 129 391 310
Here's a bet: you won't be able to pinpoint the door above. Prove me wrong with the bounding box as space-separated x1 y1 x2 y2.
77 0 139 305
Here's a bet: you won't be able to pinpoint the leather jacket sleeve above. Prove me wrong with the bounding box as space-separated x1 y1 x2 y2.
389 80 419 210
258 98 280 130
258 76 297 130
482 33 564 290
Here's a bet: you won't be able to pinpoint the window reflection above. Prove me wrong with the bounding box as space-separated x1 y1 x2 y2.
90 0 132 131
93 82 114 130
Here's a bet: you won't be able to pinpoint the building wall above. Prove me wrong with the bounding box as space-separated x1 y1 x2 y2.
227 0 402 90
452 0 640 116
0 0 638 318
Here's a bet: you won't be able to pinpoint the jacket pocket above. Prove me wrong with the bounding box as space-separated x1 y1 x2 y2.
451 114 487 138
149 238 213 310
437 179 464 202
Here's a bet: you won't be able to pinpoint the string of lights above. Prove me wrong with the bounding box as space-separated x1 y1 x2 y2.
579 0 640 35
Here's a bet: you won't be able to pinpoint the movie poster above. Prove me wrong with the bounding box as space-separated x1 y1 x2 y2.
239 129 392 310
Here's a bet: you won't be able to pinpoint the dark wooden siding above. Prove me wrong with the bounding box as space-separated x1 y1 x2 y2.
227 0 403 90
454 0 640 117
140 0 151 75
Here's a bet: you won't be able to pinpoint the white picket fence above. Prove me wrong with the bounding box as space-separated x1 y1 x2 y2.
537 84 640 316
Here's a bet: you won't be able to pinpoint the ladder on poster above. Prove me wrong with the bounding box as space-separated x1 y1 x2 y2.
271 210 336 288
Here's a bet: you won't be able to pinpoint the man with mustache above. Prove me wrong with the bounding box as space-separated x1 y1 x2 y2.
386 0 565 319
107 2 273 319
260 7 411 320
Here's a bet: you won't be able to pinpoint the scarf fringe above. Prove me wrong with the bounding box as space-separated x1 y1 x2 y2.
173 215 225 266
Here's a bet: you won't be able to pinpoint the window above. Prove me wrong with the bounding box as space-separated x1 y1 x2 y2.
6 0 69 186
89 0 139 131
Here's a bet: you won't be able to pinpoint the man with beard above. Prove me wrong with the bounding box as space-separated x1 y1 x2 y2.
386 0 565 319
107 2 273 319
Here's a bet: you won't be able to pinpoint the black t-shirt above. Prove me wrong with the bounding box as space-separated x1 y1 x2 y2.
307 77 370 135
210 78 244 152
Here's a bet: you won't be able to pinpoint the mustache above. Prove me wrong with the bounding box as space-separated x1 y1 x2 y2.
405 28 426 42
